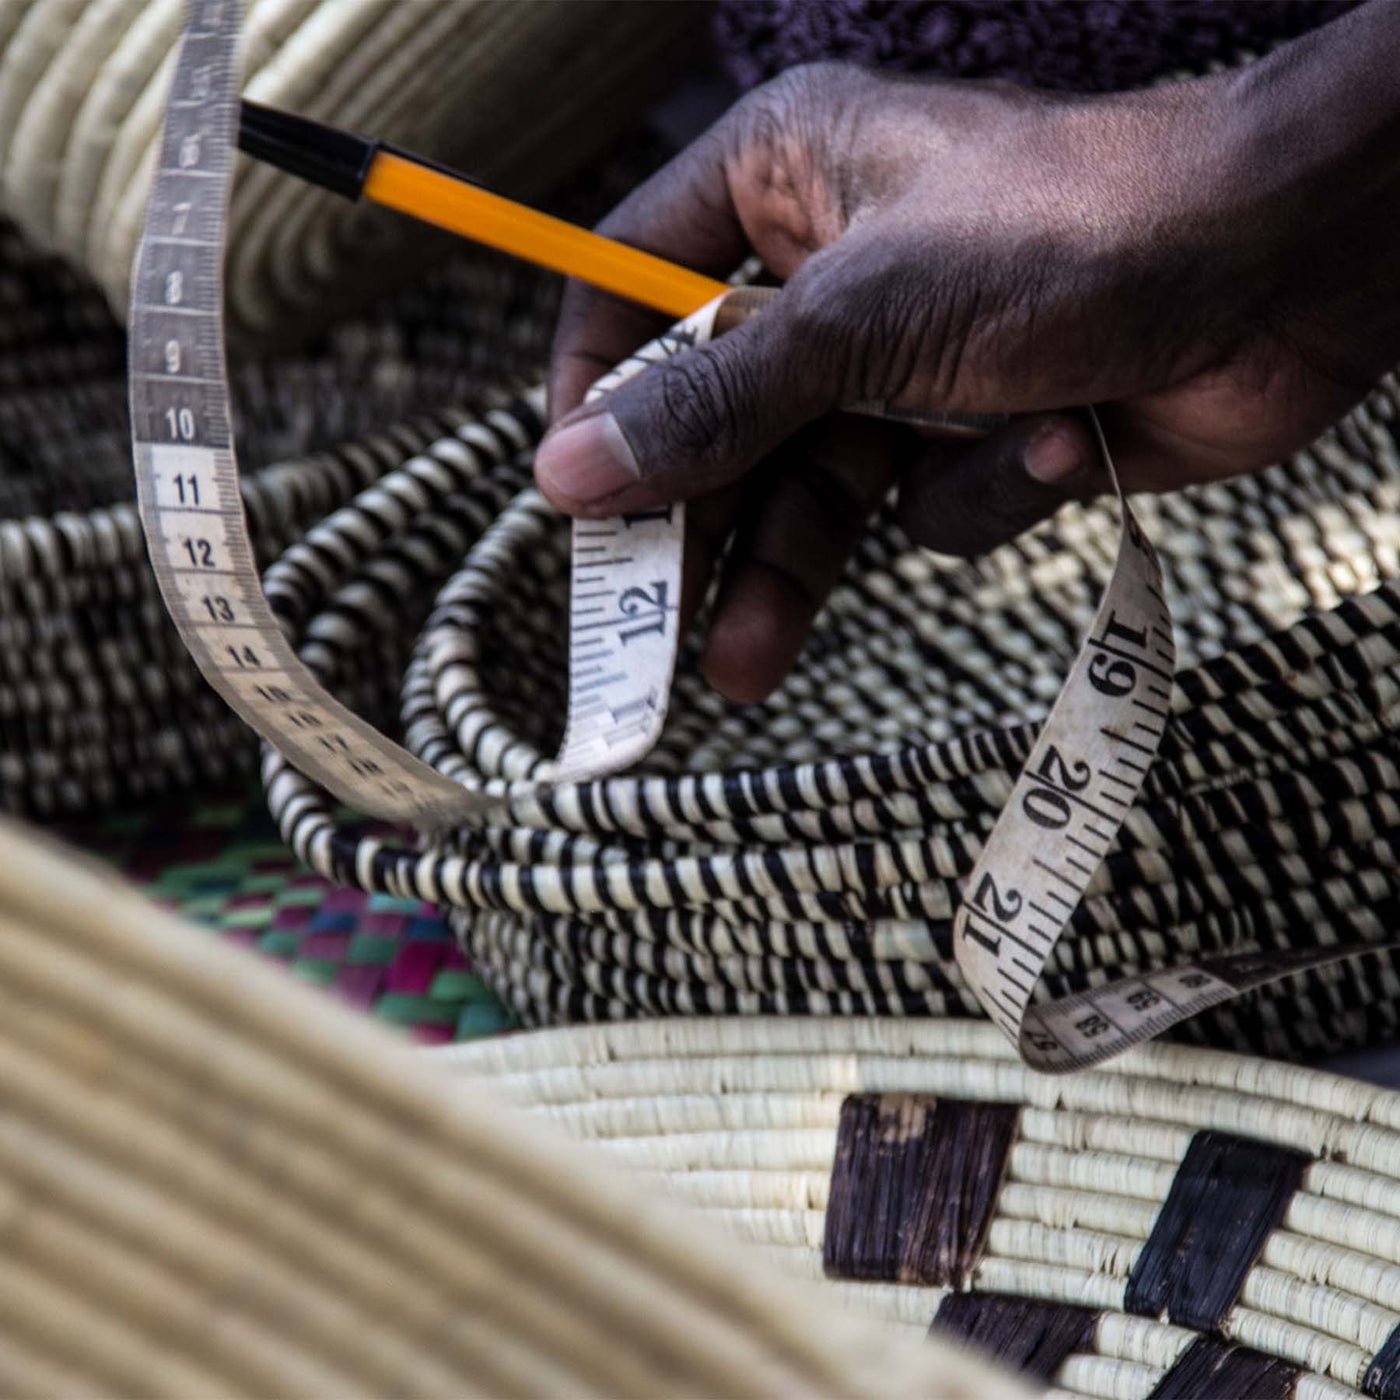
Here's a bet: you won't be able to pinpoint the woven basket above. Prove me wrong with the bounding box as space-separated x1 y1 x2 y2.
0 816 1023 1398
257 364 1400 1062
448 1015 1400 1400
8 2 1399 1064
0 109 667 814
0 0 703 347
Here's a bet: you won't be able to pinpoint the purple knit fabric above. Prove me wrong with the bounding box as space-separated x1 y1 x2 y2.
714 1 1363 94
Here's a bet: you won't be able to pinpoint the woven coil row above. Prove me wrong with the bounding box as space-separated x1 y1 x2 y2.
252 363 1400 1059
0 202 586 815
449 1016 1400 1400
0 0 701 345
0 821 1019 1397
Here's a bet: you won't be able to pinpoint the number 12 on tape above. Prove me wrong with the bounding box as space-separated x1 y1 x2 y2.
550 301 726 784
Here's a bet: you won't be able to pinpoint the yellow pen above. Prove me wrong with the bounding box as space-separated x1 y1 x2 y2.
238 102 1002 438
238 101 729 320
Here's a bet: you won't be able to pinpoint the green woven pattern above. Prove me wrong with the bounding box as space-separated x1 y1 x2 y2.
58 788 514 1044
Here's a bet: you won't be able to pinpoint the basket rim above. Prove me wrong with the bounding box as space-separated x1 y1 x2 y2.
436 1014 1400 1125
0 819 1027 1399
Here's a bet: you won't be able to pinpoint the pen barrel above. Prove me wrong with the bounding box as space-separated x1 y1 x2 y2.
712 284 779 334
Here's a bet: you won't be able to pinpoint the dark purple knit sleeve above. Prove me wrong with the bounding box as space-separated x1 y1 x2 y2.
713 0 1363 95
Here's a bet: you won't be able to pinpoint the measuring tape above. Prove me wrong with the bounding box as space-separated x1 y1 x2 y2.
127 0 499 830
129 0 1394 1071
550 296 726 785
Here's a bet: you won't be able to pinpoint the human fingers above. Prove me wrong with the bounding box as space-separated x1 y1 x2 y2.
546 114 764 423
536 282 844 517
896 412 1103 557
701 415 906 703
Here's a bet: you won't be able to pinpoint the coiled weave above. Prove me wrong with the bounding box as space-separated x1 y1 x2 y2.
255 365 1400 1061
0 0 702 347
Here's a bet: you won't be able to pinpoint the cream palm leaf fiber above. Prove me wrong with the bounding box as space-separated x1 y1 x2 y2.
0 0 704 348
447 1017 1400 1399
0 815 1023 1398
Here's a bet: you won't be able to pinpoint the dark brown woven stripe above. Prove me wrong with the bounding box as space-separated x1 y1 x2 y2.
929 1293 1098 1383
1147 1336 1301 1399
1126 1130 1309 1330
1365 1323 1400 1398
823 1094 1018 1287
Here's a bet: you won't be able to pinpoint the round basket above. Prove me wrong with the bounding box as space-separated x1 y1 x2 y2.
447 1015 1400 1400
0 213 560 814
259 364 1400 1062
0 115 665 816
0 817 1022 1398
0 0 703 347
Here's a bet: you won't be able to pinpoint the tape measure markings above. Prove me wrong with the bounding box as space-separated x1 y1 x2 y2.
552 303 727 785
129 0 494 829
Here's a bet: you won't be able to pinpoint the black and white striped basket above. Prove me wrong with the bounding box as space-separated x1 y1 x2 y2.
0 93 689 816
259 360 1400 1061
0 213 568 815
446 1016 1400 1400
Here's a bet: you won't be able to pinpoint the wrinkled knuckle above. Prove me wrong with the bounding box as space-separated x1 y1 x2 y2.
737 62 865 157
729 77 806 170
779 276 860 380
732 72 799 145
654 349 749 463
783 273 842 341
753 62 846 114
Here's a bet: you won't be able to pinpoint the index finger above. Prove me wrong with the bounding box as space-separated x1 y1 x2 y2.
547 121 752 422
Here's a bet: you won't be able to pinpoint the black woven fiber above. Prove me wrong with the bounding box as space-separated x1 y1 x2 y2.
243 351 1400 1061
823 1095 1019 1286
1125 1130 1310 1330
1147 1336 1302 1400
0 133 668 817
930 1295 1100 1385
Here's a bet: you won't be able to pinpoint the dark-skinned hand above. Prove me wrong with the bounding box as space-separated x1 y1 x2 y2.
536 2 1400 703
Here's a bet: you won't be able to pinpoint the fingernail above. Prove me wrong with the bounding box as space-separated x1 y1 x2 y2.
1025 424 1084 484
536 412 639 504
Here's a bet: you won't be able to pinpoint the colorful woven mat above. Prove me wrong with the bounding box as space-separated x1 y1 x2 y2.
56 788 514 1045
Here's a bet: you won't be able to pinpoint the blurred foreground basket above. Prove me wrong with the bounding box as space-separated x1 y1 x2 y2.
0 815 1022 1398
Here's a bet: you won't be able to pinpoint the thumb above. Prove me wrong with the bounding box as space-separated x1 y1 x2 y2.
897 412 1104 558
533 296 836 517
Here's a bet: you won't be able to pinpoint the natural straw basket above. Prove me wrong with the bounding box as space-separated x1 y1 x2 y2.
447 1015 1400 1400
0 816 1023 1398
0 0 704 347
259 365 1400 1062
